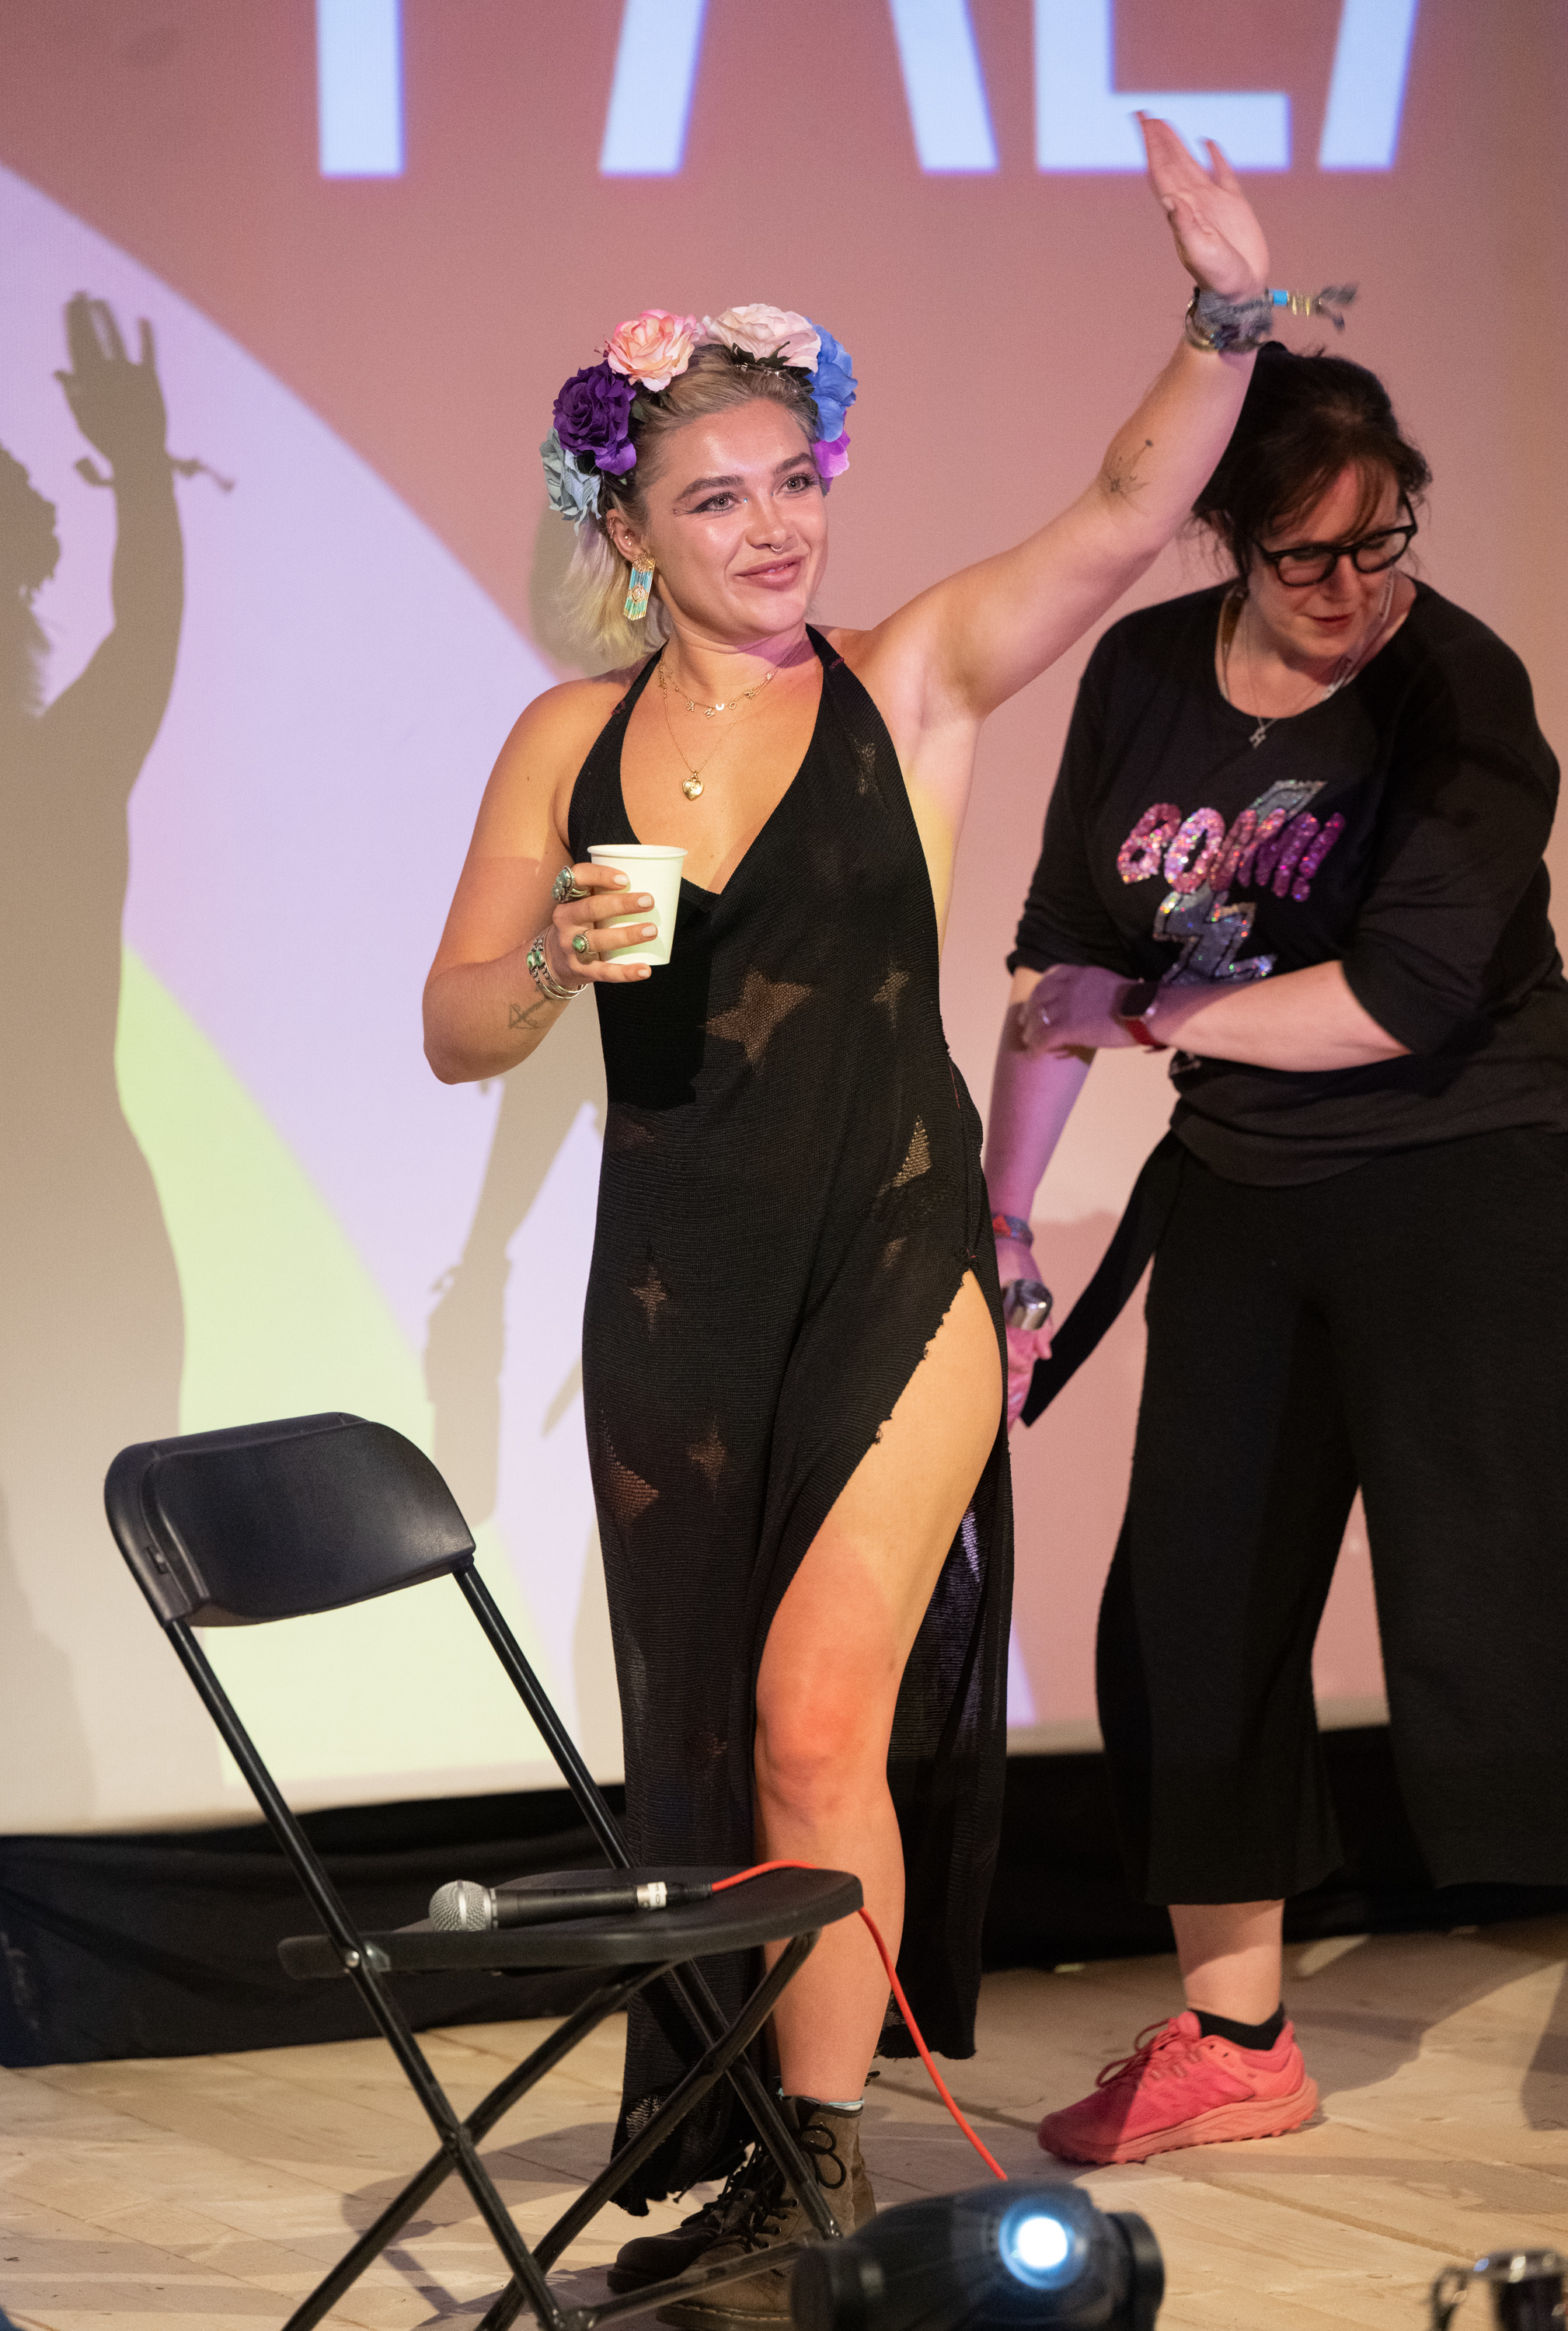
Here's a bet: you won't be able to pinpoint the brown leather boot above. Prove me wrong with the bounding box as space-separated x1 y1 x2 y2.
657 2099 874 2330
608 2145 782 2294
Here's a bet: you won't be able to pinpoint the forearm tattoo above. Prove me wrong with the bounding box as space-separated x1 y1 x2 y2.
509 998 552 1033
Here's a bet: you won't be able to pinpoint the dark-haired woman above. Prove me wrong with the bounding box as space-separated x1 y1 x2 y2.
985 340 1568 2165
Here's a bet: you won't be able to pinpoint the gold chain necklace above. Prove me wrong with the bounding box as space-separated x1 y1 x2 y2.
659 682 730 800
656 658 776 800
657 659 777 719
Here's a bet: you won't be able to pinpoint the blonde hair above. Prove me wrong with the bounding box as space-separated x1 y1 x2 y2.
559 345 819 667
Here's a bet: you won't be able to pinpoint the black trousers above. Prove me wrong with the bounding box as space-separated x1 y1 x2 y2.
1098 1126 1568 1904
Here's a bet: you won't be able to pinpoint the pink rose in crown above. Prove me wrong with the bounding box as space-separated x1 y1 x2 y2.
703 305 821 371
814 430 851 483
602 309 701 392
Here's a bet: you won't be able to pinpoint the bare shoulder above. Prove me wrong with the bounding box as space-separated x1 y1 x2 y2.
500 663 643 766
475 661 648 848
817 617 939 747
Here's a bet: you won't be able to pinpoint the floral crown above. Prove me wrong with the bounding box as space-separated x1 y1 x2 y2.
541 305 857 528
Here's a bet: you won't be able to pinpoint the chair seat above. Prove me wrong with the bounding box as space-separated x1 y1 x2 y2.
279 1863 862 1980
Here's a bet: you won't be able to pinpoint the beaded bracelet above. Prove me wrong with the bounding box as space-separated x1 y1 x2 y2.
1184 283 1357 354
526 929 588 1005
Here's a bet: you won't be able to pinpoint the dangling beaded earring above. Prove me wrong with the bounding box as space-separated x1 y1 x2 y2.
624 560 654 622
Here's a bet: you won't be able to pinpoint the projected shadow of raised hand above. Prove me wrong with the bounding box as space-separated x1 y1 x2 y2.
0 296 186 1825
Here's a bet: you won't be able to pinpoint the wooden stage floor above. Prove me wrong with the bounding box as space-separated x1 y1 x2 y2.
4 1918 1567 2329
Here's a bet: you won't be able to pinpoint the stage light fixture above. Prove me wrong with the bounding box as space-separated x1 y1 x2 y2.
790 2182 1164 2331
1432 2249 1566 2331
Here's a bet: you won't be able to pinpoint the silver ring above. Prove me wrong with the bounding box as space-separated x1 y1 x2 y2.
553 866 589 904
1002 1278 1053 1333
571 929 594 960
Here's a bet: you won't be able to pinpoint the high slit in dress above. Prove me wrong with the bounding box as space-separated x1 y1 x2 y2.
566 629 1011 2208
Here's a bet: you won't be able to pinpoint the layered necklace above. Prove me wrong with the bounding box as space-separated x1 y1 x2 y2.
657 657 778 801
1222 571 1396 749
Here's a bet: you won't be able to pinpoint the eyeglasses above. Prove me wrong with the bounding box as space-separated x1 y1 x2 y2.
1253 501 1417 588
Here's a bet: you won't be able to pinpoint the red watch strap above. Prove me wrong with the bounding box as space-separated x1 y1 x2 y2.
1124 1017 1169 1052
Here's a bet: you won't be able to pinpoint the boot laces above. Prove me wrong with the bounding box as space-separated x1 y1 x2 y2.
684 2148 773 2239
725 2116 848 2250
1095 2018 1192 2092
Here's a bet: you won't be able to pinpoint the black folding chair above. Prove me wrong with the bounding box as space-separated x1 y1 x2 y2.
106 1411 859 2331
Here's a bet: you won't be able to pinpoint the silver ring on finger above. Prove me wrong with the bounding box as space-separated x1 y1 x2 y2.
553 865 589 904
571 929 594 960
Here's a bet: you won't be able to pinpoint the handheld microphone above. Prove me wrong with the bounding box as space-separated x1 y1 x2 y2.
428 1876 715 1932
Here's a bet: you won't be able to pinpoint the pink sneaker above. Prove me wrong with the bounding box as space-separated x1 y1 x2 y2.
1037 2010 1319 2165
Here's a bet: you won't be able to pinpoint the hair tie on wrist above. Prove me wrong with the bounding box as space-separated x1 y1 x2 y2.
1184 284 1357 354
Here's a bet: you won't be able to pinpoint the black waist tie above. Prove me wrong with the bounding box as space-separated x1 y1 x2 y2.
1020 1132 1187 1426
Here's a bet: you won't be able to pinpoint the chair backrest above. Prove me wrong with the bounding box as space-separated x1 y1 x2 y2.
105 1413 476 1629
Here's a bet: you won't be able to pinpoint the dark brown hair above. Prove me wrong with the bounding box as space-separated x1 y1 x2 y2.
1193 343 1431 577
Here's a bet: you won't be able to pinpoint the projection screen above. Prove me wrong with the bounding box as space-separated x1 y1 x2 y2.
1 0 1562 1831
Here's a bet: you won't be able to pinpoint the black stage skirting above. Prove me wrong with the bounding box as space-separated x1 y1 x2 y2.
4 1730 1566 2068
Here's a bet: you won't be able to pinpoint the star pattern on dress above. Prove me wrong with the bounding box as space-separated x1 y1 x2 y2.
872 965 909 1030
890 1117 931 1188
706 969 812 1069
686 1421 727 1493
601 1433 657 1531
607 1107 655 1154
631 1260 669 1330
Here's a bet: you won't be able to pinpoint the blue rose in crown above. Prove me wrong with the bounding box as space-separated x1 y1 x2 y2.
807 322 857 448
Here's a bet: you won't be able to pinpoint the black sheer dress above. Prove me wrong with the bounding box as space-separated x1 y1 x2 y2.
566 629 1010 2207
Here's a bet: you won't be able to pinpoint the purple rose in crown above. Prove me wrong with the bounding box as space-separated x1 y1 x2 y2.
552 362 636 476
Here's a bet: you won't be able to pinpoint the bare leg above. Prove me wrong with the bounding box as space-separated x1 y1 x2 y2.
753 1272 1002 2101
1171 1901 1285 2023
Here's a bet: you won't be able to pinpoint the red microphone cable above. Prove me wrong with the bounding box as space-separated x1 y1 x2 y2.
711 1859 1006 2182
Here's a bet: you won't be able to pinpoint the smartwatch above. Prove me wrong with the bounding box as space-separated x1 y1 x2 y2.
1115 977 1169 1052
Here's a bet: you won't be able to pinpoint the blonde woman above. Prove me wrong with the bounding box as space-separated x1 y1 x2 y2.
426 119 1276 2322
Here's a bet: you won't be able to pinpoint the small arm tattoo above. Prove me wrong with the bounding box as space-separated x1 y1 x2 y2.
1104 437 1155 499
509 998 551 1032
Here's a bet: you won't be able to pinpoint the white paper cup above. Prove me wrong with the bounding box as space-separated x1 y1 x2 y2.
587 843 688 966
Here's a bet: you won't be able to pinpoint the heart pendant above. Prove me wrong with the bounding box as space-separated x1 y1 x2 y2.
682 775 703 800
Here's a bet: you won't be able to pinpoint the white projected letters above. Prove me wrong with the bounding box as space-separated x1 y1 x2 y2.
889 0 998 172
316 0 403 177
1034 0 1288 170
308 1 1420 182
1320 0 1420 169
601 0 708 176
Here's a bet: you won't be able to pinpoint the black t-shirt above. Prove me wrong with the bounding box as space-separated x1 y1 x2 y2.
1011 580 1568 1183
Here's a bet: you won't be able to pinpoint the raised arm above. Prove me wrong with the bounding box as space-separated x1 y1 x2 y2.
863 118 1269 727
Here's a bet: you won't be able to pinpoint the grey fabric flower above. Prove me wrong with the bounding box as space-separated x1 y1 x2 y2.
541 428 602 524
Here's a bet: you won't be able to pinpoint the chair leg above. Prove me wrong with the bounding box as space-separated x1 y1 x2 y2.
318 1957 571 2331
457 1573 838 2239
653 1967 840 2242
473 1936 824 2331
280 1969 659 2331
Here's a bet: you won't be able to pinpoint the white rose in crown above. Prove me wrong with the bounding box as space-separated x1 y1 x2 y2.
702 305 821 371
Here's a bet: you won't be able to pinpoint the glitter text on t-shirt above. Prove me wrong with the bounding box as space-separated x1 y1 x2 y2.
1115 778 1347 983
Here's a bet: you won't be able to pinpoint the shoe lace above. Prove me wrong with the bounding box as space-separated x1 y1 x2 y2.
797 2116 849 2193
729 2157 789 2250
724 2117 847 2250
1094 2018 1190 2092
690 2149 772 2235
